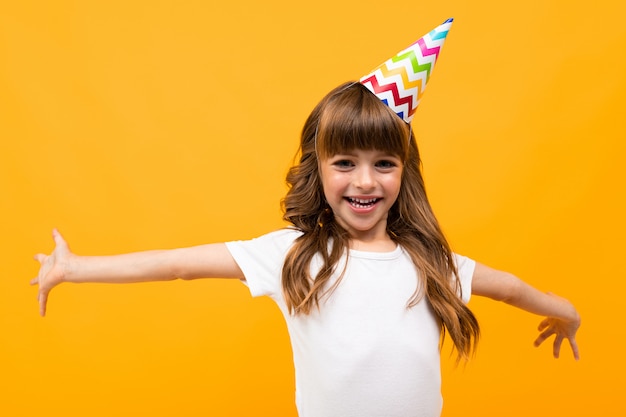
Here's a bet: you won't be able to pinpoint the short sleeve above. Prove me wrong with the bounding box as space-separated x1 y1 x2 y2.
453 254 476 304
225 228 301 299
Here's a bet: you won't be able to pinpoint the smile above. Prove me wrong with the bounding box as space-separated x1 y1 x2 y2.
345 197 381 208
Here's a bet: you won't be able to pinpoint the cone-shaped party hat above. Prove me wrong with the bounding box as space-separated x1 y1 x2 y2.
360 18 453 123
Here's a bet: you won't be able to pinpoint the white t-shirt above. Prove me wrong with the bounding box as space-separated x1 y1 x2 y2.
226 228 475 417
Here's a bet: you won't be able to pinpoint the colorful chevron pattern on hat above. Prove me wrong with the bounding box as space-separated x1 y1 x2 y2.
360 18 453 123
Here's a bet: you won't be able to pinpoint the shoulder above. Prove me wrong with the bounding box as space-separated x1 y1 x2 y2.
249 227 303 245
224 228 304 298
452 253 476 303
452 253 476 276
225 227 303 256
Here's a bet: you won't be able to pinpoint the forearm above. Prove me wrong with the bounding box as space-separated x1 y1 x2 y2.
503 277 580 323
64 244 242 284
66 250 180 284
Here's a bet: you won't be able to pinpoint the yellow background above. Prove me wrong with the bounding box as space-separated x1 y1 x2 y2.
1 0 624 415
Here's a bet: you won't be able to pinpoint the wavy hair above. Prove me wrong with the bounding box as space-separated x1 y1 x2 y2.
281 82 479 359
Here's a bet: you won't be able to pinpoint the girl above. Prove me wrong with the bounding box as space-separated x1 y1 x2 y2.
32 82 580 417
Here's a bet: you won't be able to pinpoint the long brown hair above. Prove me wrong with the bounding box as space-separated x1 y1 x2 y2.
281 82 479 359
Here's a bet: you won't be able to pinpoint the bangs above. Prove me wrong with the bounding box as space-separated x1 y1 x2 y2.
316 83 410 160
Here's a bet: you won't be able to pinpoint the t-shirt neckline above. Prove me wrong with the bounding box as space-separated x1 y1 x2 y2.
348 244 403 260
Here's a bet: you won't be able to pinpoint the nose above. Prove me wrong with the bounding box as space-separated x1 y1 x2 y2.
354 166 376 191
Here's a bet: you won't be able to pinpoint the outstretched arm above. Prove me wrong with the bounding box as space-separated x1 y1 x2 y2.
471 262 581 360
31 229 244 317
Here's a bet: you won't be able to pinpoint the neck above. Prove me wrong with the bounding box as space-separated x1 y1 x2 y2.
349 234 397 252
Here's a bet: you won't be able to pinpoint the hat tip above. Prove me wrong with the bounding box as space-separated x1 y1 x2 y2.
444 17 454 23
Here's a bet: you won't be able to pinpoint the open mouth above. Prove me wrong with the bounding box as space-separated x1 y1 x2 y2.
345 197 381 209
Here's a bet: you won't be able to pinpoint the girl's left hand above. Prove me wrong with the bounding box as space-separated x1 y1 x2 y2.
533 295 581 360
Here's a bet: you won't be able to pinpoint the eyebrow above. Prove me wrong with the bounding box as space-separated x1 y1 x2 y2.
330 150 400 157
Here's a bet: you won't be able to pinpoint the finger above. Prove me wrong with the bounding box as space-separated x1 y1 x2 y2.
568 338 580 361
553 335 563 359
39 291 48 317
534 327 555 347
34 253 47 264
537 318 550 331
30 277 39 285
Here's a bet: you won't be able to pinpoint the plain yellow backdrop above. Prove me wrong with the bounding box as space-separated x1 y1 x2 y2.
1 0 625 415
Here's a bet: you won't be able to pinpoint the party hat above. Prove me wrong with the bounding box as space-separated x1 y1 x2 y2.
360 18 453 123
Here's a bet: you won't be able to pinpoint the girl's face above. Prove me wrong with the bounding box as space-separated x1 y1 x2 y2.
320 149 403 243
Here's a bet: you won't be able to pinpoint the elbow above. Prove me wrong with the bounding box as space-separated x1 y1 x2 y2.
174 269 196 281
177 275 197 281
496 273 524 304
170 264 192 281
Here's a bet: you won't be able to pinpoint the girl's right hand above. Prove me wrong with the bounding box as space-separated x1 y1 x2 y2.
31 229 72 317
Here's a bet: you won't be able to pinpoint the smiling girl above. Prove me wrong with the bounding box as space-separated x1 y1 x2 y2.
31 20 580 417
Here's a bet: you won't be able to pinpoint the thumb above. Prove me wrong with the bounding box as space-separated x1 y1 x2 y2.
52 229 69 251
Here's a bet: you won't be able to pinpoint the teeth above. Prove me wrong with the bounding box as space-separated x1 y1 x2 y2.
347 197 378 208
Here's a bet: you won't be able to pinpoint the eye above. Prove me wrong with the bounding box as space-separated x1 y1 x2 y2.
332 159 354 169
375 159 398 169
